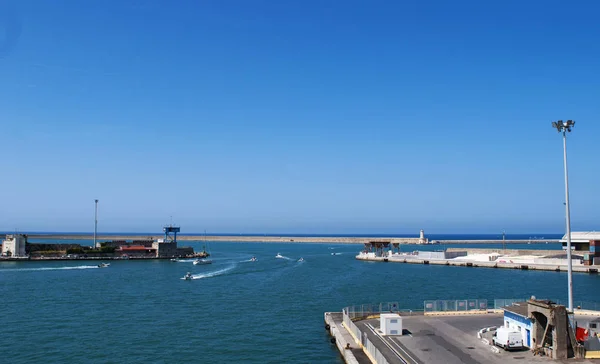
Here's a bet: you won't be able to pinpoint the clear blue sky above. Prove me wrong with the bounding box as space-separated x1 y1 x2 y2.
1 0 599 234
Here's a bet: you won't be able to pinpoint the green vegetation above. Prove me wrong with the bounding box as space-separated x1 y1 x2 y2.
66 247 85 254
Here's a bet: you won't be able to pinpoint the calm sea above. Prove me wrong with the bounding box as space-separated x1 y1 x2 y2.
2 238 596 364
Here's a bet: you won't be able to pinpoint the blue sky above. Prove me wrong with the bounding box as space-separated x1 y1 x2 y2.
0 0 599 234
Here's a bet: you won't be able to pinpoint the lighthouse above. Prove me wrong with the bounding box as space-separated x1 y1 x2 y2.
418 229 428 244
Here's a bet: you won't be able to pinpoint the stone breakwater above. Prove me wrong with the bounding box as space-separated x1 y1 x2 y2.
14 234 560 245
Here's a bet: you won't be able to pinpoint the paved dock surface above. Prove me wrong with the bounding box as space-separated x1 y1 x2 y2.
328 312 371 364
354 314 598 364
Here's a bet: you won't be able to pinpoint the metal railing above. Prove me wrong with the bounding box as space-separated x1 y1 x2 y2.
424 299 488 312
345 298 600 317
343 302 420 320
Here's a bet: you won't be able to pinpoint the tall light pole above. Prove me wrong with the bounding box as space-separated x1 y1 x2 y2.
552 120 575 312
94 199 99 249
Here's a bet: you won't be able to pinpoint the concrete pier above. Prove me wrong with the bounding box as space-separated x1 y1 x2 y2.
326 308 600 363
355 255 599 274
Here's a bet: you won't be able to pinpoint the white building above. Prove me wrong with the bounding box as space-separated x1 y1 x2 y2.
560 231 600 251
1 234 27 257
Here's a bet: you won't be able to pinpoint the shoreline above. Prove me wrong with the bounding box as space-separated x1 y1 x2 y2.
18 234 560 245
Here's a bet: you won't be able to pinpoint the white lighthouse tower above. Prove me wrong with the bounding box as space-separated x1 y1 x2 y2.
418 229 428 244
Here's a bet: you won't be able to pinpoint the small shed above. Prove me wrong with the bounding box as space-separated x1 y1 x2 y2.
380 313 402 336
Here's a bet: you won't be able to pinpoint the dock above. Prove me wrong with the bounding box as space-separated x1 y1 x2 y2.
325 302 600 364
355 255 600 274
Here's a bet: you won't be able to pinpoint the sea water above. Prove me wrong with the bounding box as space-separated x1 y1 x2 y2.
1 239 597 364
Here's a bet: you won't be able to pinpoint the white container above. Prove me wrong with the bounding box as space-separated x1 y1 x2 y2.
380 313 402 336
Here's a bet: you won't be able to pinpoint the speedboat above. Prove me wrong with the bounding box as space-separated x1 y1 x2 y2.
250 256 257 262
170 258 179 262
298 257 304 262
98 263 110 268
275 253 284 259
193 258 212 265
184 272 193 280
331 252 341 256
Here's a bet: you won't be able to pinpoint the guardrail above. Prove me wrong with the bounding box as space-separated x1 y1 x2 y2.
345 298 600 317
342 307 395 364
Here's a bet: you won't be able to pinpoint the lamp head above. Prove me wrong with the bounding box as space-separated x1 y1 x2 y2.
552 120 575 133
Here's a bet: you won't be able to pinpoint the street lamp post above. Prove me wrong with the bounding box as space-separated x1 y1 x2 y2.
552 120 575 312
94 199 99 249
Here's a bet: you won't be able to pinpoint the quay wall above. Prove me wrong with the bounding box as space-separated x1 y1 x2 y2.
446 248 571 256
356 256 599 274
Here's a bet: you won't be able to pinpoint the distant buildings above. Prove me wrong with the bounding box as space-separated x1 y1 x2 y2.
1 234 27 257
561 231 600 252
0 225 196 260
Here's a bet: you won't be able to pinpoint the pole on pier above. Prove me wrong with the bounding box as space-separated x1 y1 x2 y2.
94 199 99 249
552 120 575 312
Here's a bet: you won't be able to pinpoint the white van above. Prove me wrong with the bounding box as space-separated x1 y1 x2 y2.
493 327 523 350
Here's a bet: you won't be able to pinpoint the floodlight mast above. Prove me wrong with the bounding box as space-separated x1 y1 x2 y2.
552 120 575 312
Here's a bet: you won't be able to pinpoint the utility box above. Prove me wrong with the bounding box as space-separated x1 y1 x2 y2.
380 313 402 336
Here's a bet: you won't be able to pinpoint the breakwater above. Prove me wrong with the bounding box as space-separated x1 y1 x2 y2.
16 234 559 245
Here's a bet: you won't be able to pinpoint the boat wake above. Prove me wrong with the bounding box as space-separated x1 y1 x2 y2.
0 265 100 272
182 264 236 280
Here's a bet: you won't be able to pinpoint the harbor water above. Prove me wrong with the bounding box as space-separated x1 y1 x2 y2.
1 239 598 364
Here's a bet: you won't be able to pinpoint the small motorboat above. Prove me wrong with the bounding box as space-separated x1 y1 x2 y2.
275 253 284 259
98 263 110 268
184 272 193 280
298 257 304 262
250 256 257 262
170 258 179 262
193 258 212 265
331 252 341 256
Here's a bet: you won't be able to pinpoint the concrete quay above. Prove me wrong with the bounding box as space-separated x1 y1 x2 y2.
356 255 600 274
326 311 600 364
